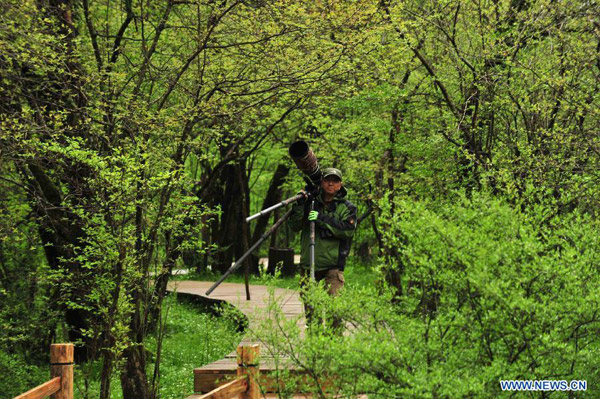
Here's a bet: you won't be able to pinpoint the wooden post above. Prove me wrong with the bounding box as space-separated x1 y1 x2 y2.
50 344 74 399
236 344 260 399
267 247 295 276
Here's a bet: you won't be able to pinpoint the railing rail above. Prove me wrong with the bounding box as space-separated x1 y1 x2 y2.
195 376 248 399
13 343 74 399
194 344 261 399
15 343 261 399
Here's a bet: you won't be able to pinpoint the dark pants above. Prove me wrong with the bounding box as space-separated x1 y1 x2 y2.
300 268 345 330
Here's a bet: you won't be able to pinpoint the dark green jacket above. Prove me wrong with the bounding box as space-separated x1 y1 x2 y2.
288 187 357 271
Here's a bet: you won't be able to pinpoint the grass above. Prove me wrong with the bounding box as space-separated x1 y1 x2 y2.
171 258 380 291
73 294 243 399
6 261 378 399
145 294 243 399
173 267 300 289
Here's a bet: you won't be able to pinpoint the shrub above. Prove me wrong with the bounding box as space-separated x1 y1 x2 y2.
252 192 600 398
0 350 48 398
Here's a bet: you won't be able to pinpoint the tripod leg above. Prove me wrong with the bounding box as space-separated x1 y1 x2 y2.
309 200 316 281
206 208 294 296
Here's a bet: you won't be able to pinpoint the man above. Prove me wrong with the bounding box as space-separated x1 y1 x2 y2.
288 167 357 327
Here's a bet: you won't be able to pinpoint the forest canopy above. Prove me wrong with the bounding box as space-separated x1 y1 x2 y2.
1 0 599 398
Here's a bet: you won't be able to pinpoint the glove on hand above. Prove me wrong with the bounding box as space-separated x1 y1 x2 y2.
296 191 307 205
308 210 319 221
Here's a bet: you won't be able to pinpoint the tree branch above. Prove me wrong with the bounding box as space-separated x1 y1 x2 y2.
156 1 243 111
108 0 135 66
82 0 103 71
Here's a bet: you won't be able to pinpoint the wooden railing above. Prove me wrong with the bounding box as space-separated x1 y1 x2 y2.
13 344 74 399
14 343 261 399
195 344 261 399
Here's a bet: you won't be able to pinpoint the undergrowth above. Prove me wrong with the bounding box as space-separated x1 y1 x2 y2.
73 294 242 399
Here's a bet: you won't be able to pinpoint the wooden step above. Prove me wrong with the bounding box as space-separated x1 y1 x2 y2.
194 355 304 393
166 281 310 396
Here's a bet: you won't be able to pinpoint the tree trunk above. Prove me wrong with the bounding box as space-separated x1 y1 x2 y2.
120 343 150 399
8 0 99 362
212 164 240 274
236 162 251 299
251 164 290 244
251 164 290 273
377 104 407 300
20 163 94 361
209 160 253 275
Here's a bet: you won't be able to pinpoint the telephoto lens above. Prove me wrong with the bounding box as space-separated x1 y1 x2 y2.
288 140 321 185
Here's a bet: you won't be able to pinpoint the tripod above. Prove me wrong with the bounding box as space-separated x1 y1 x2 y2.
205 191 317 296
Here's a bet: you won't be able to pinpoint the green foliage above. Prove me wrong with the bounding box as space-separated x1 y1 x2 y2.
384 191 600 397
0 350 48 398
72 295 242 399
253 192 600 398
0 165 58 358
2 0 600 396
146 295 244 399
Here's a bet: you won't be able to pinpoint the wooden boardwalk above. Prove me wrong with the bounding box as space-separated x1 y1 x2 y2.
166 280 307 395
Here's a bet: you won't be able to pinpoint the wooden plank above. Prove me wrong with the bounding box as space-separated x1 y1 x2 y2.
168 281 307 395
197 362 237 371
13 377 61 399
194 376 247 399
194 373 239 393
195 368 311 394
195 362 299 374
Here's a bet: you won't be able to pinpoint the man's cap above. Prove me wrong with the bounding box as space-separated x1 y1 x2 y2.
321 167 342 181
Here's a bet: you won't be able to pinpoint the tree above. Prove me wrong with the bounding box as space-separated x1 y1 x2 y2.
1 1 382 398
